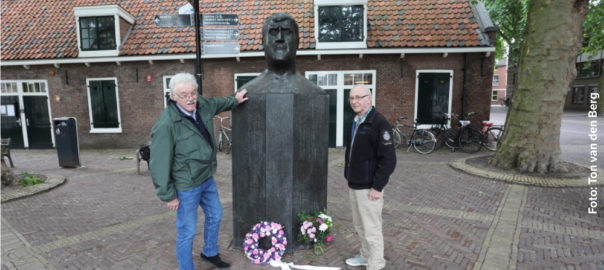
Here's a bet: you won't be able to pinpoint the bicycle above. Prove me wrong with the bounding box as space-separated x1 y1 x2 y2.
392 116 437 154
481 120 504 151
430 112 483 153
214 115 232 154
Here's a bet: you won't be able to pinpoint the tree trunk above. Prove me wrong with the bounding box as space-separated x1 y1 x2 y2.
490 0 589 173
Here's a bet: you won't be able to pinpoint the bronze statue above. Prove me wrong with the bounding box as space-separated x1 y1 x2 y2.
231 13 329 252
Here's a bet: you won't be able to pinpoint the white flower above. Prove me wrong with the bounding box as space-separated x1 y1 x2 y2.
318 214 332 222
319 223 328 231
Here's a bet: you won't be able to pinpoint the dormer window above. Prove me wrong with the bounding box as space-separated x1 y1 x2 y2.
80 16 116 51
314 0 367 49
74 5 134 57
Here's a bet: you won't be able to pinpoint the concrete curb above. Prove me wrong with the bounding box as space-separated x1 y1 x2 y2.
449 154 593 187
1 174 66 203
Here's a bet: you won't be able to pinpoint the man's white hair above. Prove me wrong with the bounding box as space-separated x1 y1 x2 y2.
169 73 198 93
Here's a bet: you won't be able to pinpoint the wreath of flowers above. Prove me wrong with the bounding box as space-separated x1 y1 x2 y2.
243 221 287 265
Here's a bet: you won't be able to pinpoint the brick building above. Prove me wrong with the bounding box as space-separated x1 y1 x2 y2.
565 50 602 111
491 58 507 105
1 0 496 149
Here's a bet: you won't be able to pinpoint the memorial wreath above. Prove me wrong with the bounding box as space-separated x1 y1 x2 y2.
243 221 287 265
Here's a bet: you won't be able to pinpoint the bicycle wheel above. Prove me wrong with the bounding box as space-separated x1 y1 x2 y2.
444 128 457 149
412 130 437 154
225 136 232 154
392 129 403 148
483 127 503 151
459 127 483 153
217 133 224 152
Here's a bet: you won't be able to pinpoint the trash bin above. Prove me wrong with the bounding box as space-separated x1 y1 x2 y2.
53 117 80 168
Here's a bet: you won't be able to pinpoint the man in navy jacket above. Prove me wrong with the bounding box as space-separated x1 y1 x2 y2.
344 85 396 270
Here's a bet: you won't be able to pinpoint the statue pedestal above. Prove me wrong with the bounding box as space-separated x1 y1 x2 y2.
231 76 328 252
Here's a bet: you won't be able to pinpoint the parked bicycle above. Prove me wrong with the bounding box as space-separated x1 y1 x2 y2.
481 120 504 151
430 112 484 153
392 116 437 154
214 115 232 154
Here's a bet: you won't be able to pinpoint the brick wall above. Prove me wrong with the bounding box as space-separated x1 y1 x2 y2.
1 52 493 148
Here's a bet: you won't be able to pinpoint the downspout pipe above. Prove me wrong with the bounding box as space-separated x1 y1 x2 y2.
461 53 468 119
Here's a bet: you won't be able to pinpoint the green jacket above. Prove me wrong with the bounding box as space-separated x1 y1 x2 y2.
150 95 238 202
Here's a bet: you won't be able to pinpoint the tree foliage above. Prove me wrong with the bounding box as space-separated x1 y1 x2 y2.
483 0 529 63
583 0 603 54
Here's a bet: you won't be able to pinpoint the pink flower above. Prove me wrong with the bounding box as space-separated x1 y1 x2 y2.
279 230 284 235
317 218 324 224
309 233 315 239
270 247 275 252
283 239 288 245
274 254 281 260
254 259 260 264
246 239 253 244
253 249 259 255
327 235 333 242
300 227 305 235
263 253 270 259
272 237 277 245
252 233 259 241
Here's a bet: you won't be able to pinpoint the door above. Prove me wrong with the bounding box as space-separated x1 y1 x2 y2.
343 88 355 146
1 96 24 148
417 72 451 125
23 96 53 148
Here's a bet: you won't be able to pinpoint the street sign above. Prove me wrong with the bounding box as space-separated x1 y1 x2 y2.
154 14 192 27
202 28 240 41
202 14 239 26
203 42 240 55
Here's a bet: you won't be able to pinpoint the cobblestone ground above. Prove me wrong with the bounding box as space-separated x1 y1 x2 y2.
1 148 603 270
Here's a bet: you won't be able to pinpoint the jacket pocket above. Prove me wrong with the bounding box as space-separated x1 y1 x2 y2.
349 159 373 184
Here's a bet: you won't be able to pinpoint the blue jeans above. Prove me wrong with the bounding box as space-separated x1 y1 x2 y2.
176 177 223 270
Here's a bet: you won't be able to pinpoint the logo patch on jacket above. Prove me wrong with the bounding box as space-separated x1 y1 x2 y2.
381 130 393 145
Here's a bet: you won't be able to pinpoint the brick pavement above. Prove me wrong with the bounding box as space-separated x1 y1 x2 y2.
1 148 604 270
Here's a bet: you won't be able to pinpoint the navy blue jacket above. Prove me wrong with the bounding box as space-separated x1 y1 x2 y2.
345 107 397 191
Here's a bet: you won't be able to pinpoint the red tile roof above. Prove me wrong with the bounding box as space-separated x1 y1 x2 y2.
1 0 486 60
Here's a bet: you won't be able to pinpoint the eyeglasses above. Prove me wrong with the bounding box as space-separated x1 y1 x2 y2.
349 94 369 101
174 92 198 100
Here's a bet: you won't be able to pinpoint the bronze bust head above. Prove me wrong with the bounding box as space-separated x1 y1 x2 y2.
262 13 299 75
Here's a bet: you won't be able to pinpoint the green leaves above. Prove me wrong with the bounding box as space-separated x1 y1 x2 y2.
20 171 44 187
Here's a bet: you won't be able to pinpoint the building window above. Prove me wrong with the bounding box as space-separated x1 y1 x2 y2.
163 76 173 108
86 78 122 133
314 0 367 49
572 86 586 104
576 60 601 78
492 90 498 101
1 82 18 94
493 75 499 86
79 16 116 51
74 5 135 57
234 73 260 93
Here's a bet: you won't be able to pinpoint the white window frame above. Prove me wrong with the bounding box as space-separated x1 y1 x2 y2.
493 75 499 86
305 70 376 147
74 5 135 57
86 77 122 133
0 79 54 148
492 90 498 101
414 70 454 129
163 75 174 108
234 73 261 93
314 0 368 50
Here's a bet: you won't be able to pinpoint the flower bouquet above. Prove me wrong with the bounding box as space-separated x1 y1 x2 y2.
297 209 334 255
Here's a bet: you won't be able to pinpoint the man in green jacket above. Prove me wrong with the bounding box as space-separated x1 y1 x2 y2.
150 72 248 269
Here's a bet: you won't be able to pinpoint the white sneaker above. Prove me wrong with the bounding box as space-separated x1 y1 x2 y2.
345 254 368 266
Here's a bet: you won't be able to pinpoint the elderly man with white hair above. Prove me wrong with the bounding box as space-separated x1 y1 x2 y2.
150 72 248 269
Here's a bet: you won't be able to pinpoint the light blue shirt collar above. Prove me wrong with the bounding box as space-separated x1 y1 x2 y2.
354 106 373 125
174 103 197 120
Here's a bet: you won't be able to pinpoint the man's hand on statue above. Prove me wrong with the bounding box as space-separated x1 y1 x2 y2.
369 189 382 201
236 89 249 104
167 198 179 211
